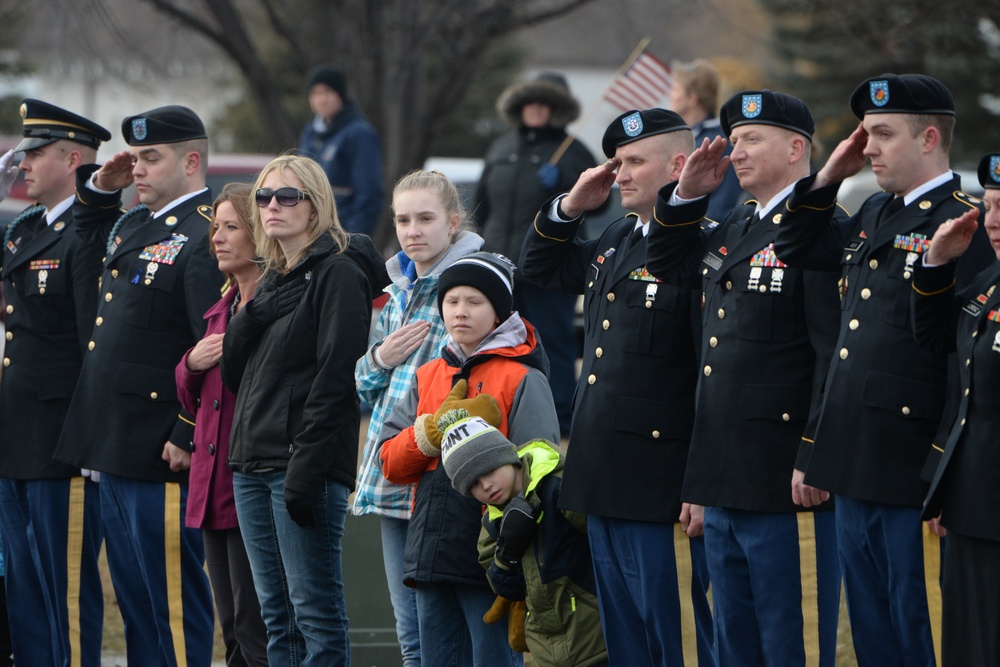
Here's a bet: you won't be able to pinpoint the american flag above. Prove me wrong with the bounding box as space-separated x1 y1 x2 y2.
604 50 673 111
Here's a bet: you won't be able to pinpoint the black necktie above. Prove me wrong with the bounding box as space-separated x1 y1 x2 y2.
879 197 904 224
625 225 644 252
741 211 761 237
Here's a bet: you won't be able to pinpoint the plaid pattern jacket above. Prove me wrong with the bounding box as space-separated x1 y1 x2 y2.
353 231 483 517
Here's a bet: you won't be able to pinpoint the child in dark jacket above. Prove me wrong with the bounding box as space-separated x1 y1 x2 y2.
438 410 609 667
378 252 559 667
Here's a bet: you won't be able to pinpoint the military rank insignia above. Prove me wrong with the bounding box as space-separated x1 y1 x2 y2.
139 234 189 265
749 243 787 268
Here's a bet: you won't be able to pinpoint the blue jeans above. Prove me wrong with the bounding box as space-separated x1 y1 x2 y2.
380 516 420 667
415 582 522 667
234 471 350 667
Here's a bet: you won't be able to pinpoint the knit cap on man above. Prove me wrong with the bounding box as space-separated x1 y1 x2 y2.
436 251 515 321
438 409 521 497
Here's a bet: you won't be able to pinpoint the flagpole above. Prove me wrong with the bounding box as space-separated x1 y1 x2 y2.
548 36 653 167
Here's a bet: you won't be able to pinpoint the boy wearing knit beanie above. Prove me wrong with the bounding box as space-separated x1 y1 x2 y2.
379 252 560 666
436 407 609 667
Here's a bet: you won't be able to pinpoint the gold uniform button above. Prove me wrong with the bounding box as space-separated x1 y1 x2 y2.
758 285 767 293
595 347 603 358
709 336 718 348
602 319 610 330
972 330 978 338
782 413 790 422
645 301 653 308
702 268 709 275
966 358 972 367
961 418 966 426
718 308 726 319
652 430 661 439
703 365 712 377
849 319 860 330
964 388 970 396
903 271 912 280
587 374 596 385
869 259 879 270
2 358 8 367
607 292 615 302
725 280 733 290
96 317 103 326
88 341 95 350
840 348 849 360
39 288 45 295
861 288 871 300
111 269 119 279
5 305 11 314
105 292 113 302
150 392 159 400
4 331 10 341
901 406 910 415
588 281 593 288
845 253 853 261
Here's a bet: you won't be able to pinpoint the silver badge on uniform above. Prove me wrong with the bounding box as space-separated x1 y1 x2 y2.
770 268 784 294
38 269 48 294
144 262 158 285
748 266 762 290
993 331 1000 353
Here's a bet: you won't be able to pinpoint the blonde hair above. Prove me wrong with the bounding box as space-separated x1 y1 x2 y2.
251 154 348 274
392 169 474 235
671 59 721 113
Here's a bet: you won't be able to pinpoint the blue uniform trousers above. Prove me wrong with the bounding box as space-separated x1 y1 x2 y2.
704 508 840 667
588 515 716 667
100 473 214 667
0 477 103 667
836 496 940 667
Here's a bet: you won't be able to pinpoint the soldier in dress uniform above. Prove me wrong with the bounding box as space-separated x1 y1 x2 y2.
520 109 715 667
53 106 219 666
772 74 992 665
0 99 109 667
646 90 844 666
913 153 1000 666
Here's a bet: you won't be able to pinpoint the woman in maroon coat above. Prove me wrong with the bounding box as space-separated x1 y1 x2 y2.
176 183 268 666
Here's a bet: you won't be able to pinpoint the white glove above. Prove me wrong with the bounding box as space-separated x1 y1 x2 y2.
0 150 18 201
81 468 101 483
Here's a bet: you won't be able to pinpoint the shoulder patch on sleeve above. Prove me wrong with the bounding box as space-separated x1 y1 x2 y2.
953 191 982 209
197 204 213 221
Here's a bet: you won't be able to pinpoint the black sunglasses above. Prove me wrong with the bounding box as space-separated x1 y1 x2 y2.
255 187 311 207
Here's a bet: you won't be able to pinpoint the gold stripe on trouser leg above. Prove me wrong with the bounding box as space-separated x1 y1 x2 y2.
66 477 85 667
674 523 697 664
796 513 820 667
922 523 942 666
164 483 187 666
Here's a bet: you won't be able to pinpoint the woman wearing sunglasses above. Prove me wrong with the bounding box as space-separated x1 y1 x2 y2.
221 155 388 666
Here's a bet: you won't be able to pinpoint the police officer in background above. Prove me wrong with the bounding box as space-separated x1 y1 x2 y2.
773 74 992 665
521 109 715 667
647 91 844 665
0 100 109 667
53 106 219 665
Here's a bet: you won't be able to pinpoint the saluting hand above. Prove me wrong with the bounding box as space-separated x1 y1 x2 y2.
186 333 225 372
94 151 136 192
924 208 980 266
0 150 19 201
559 159 619 219
676 136 731 200
814 123 868 190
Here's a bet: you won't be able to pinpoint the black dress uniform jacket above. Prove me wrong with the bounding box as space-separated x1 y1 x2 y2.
647 183 843 512
913 260 1000 539
54 165 222 483
0 203 103 478
521 197 699 522
773 173 988 507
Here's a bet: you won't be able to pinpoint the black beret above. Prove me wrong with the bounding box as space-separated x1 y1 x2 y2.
15 99 111 152
720 90 815 140
307 65 347 98
121 106 207 146
978 153 1000 190
601 108 689 158
849 74 955 119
